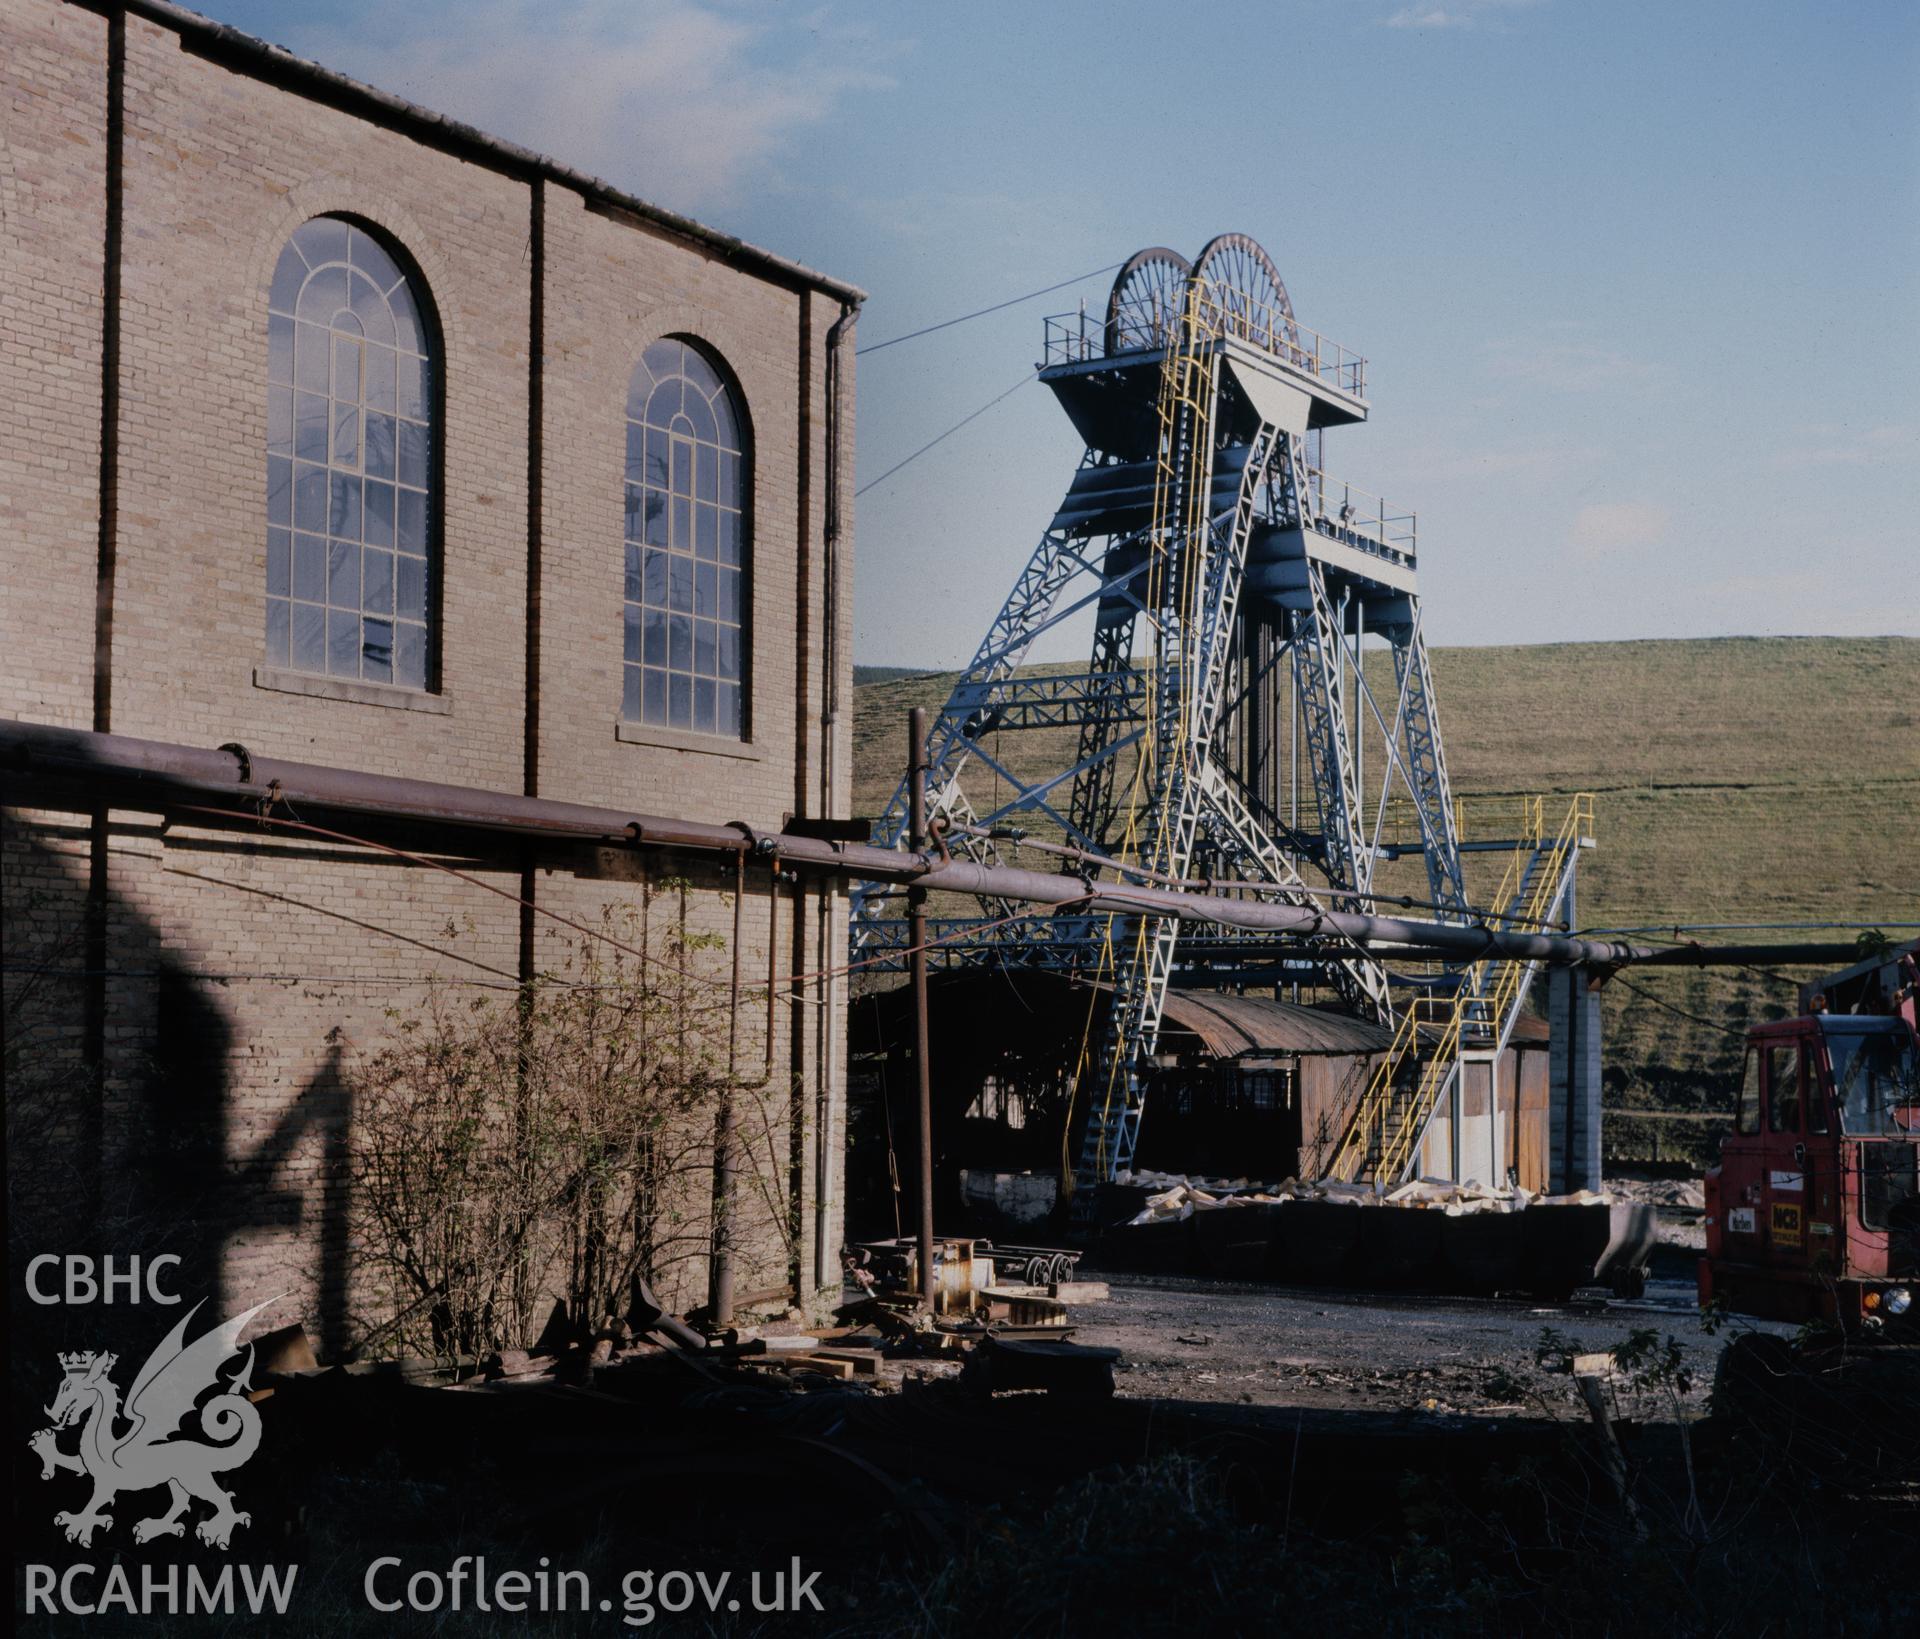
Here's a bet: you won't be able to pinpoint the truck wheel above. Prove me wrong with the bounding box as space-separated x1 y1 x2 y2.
1610 1264 1648 1301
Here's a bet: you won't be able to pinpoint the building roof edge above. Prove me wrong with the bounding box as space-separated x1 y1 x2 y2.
110 0 867 305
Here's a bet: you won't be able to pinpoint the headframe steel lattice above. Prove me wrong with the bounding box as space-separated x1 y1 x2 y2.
852 234 1567 1217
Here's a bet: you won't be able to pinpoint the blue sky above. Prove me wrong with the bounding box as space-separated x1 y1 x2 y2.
202 0 1919 663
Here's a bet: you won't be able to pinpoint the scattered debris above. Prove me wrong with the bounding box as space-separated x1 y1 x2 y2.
1606 1176 1707 1211
1052 1280 1110 1303
812 1349 882 1376
479 1348 545 1381
252 1322 318 1375
981 1289 1071 1329
844 1235 1081 1314
1115 1168 1608 1224
960 1335 1118 1398
1100 1173 1643 1298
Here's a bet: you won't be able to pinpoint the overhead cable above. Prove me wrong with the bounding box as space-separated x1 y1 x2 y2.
855 260 1123 356
856 369 1035 497
1608 973 1753 1039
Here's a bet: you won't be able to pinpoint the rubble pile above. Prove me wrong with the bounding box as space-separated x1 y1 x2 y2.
1101 1170 1641 1297
1604 1176 1708 1211
1115 1169 1607 1227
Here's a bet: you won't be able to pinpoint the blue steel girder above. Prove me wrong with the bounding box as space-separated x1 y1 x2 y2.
852 461 1169 959
1074 357 1290 1194
948 668 1148 734
863 454 1115 835
970 729 1146 836
1391 606 1469 918
1207 756 1320 879
1289 553 1371 896
1263 430 1370 898
958 539 1152 684
1194 765 1392 1020
956 731 1135 849
852 458 1112 949
1064 616 1143 853
1208 622 1322 867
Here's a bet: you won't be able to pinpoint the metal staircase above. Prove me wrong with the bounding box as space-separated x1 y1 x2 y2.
1323 792 1594 1185
844 234 1517 1219
1073 278 1244 1191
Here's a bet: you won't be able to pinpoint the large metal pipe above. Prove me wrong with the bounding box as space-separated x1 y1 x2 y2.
1611 942 1868 969
901 855 1654 965
1166 939 1867 973
0 719 1862 975
906 707 935 1311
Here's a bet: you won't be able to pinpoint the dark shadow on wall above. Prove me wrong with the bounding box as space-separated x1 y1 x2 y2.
3 810 359 1433
4 812 233 1442
149 965 353 1355
232 1035 354 1359
147 958 235 1295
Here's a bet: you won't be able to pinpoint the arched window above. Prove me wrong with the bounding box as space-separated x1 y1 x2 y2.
623 338 747 737
264 217 435 690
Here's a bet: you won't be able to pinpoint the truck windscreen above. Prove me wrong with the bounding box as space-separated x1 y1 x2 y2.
1822 1019 1920 1138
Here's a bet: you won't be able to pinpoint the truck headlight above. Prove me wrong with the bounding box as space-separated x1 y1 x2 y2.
1886 1287 1912 1316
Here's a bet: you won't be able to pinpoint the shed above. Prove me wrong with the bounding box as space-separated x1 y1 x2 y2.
845 968 1552 1237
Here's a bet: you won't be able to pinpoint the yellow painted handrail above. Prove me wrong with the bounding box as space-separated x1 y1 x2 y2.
1080 283 1224 1180
1324 792 1594 1184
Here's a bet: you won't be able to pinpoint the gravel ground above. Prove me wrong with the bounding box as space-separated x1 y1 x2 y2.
1067 1270 1785 1418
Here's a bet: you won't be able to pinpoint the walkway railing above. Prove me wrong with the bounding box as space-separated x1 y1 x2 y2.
1043 280 1367 397
1300 466 1415 557
1377 791 1597 852
1324 792 1594 1185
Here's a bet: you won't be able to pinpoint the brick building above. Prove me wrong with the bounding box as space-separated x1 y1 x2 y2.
1 0 862 1354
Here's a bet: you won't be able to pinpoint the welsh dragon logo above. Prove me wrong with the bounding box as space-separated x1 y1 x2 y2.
28 1297 275 1550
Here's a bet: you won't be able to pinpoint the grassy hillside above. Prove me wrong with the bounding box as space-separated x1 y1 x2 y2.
852 636 1920 1159
852 665 939 685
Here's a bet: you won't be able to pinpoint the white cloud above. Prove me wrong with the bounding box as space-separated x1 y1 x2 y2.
284 1 897 214
1569 501 1669 557
1486 332 1663 392
827 182 1086 252
1777 423 1920 469
1389 439 1608 485
1384 7 1473 25
1383 0 1543 29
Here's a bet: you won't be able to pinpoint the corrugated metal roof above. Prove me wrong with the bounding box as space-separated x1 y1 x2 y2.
1158 991 1394 1056
856 970 1398 1058
1508 1010 1551 1044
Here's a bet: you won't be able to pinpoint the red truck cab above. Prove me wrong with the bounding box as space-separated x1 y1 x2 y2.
1703 1011 1920 1337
